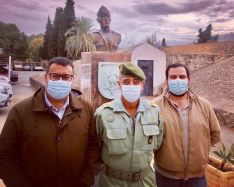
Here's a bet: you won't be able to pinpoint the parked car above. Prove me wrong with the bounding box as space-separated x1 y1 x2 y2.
23 64 31 71
10 71 19 82
0 87 9 108
0 75 10 83
0 66 18 82
0 80 13 98
33 66 44 71
14 64 23 71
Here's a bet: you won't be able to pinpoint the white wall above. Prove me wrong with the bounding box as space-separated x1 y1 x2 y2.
131 43 166 94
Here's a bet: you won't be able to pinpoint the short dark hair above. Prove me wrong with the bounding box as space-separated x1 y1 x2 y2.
165 63 190 79
46 57 74 73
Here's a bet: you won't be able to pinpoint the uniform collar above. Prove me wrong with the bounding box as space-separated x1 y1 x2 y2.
110 96 150 113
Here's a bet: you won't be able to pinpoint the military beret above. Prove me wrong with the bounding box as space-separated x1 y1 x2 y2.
119 63 146 80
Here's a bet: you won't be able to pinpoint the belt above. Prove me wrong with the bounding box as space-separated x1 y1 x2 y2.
104 165 150 182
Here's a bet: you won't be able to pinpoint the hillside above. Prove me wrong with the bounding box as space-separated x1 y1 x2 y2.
219 32 234 42
190 56 234 113
162 41 234 55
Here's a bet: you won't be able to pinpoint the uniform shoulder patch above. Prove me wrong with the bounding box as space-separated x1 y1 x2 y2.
103 102 111 108
95 102 111 116
149 101 158 108
159 111 163 120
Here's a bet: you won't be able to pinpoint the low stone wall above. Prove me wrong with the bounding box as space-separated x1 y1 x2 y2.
214 108 234 128
166 54 233 71
29 74 44 91
161 41 234 55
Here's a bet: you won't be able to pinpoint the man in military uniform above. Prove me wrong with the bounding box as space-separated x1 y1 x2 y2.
92 6 121 51
95 63 163 186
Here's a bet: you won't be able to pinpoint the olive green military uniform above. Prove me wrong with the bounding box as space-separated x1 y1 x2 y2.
95 97 163 187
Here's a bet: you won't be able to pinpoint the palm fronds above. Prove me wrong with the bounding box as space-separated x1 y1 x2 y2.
65 16 96 59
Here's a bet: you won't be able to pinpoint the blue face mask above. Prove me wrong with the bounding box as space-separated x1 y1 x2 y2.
168 79 188 96
47 80 72 99
122 85 142 103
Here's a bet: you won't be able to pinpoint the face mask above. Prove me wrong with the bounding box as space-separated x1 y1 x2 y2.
122 85 141 103
47 80 72 99
168 79 188 96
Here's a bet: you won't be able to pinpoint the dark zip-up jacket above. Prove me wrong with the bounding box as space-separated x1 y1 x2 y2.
0 87 101 187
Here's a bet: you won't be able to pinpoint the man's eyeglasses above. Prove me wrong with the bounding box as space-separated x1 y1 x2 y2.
48 73 73 81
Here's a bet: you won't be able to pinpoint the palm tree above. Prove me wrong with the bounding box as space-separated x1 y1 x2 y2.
65 16 96 59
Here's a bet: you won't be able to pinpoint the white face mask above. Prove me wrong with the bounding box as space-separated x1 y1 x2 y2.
47 80 72 99
122 85 142 103
168 79 188 96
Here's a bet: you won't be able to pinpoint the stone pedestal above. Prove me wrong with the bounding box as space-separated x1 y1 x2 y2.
80 51 131 110
72 59 81 90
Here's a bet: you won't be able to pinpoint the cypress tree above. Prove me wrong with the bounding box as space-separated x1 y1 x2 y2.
162 38 166 47
42 16 53 59
44 0 76 58
51 7 64 56
60 0 76 56
57 24 66 56
64 0 76 30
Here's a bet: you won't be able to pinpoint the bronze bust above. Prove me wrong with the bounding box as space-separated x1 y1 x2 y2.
92 6 121 52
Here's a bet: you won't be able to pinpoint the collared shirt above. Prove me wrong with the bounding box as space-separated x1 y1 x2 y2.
111 97 149 113
111 97 150 132
177 107 189 166
156 96 189 179
95 95 163 186
169 96 190 167
44 93 69 120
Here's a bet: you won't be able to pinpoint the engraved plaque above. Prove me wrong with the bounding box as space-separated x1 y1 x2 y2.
98 62 122 99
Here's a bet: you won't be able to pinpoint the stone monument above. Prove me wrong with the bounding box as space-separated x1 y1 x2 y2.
79 52 131 110
91 6 121 52
76 6 127 109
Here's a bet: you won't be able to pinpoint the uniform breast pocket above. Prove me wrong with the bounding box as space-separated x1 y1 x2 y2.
141 125 159 151
106 128 130 155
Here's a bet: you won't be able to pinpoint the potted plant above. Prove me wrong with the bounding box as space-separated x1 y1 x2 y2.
206 142 234 187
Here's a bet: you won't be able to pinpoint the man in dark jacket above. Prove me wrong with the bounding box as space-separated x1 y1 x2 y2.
0 57 101 187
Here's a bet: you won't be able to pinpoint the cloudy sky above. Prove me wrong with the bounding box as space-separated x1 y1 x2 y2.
1 0 234 46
